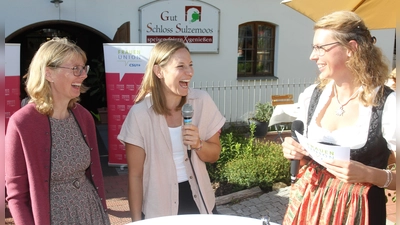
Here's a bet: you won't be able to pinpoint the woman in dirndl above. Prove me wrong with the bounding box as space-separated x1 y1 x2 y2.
281 11 396 225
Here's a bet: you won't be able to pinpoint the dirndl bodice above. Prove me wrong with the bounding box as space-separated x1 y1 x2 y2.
283 85 393 225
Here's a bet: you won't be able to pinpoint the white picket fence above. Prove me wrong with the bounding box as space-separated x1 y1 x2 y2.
191 78 316 122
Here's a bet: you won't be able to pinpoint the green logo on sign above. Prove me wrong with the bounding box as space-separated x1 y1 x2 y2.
191 11 199 22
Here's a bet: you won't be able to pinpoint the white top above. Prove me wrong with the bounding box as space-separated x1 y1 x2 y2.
298 81 396 150
269 104 299 127
169 126 188 183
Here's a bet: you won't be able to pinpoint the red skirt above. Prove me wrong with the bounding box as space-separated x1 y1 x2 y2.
283 161 371 225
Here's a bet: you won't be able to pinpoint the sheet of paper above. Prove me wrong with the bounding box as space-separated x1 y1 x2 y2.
296 131 350 165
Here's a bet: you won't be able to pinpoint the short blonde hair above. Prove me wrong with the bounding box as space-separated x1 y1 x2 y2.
314 11 389 106
26 37 88 115
135 40 190 115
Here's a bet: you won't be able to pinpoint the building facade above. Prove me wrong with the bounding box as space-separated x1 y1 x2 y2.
4 0 396 120
5 0 395 80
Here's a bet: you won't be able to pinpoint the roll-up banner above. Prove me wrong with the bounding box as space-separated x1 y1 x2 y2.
5 44 21 131
103 43 154 166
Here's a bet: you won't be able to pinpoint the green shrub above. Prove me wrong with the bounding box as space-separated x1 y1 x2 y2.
222 141 290 189
207 123 254 182
207 122 290 191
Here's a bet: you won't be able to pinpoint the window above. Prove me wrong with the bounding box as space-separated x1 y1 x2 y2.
237 22 276 78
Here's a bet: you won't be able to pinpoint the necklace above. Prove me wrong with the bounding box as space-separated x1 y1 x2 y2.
334 85 361 116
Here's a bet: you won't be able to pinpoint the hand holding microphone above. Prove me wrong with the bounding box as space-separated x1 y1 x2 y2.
290 120 304 184
181 103 210 214
181 103 194 150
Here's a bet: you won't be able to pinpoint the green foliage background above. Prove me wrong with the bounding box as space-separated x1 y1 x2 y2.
207 123 290 191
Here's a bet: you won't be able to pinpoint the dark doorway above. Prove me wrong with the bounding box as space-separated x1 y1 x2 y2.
6 20 112 116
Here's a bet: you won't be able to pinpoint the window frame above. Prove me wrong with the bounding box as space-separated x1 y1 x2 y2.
237 21 276 78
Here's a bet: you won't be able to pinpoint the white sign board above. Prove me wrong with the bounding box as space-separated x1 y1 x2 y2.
139 0 220 53
103 43 155 81
5 44 20 77
5 44 21 128
103 43 154 166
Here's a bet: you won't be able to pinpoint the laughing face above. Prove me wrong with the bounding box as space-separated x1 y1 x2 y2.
46 53 88 104
310 29 350 80
156 48 194 98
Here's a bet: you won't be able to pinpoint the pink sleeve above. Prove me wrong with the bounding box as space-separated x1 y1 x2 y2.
5 118 35 225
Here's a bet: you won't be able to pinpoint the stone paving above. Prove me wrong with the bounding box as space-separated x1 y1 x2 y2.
103 169 291 225
216 185 396 225
217 187 290 224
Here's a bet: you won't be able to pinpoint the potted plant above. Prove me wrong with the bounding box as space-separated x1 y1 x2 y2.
249 102 274 137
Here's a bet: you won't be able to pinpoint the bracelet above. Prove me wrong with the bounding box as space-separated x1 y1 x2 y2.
194 139 203 151
379 169 392 188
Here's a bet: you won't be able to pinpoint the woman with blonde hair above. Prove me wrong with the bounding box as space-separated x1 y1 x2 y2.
5 37 110 225
282 11 396 225
118 40 225 221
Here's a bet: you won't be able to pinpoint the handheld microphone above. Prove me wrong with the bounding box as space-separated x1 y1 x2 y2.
181 104 194 150
181 103 210 214
290 120 304 183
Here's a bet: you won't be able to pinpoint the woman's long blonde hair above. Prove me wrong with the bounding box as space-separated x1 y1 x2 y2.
135 40 190 115
26 37 88 115
314 11 389 106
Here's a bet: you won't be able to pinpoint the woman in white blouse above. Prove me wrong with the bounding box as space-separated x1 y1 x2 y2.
281 11 396 225
118 40 225 222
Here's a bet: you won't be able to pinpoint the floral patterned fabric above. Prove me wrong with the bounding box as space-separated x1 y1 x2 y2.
49 114 110 225
283 161 370 225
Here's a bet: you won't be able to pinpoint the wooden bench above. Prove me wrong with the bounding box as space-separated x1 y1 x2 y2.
271 94 294 106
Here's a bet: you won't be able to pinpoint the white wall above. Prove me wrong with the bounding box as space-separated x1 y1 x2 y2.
4 0 395 85
191 0 317 84
370 29 396 69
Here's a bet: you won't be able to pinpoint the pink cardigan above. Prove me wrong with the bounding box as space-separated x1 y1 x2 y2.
5 103 108 225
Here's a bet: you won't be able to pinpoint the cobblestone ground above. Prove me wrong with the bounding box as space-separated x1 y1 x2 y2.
217 187 290 224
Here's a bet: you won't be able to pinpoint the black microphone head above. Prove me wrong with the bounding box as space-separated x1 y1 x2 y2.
291 120 304 139
182 104 194 119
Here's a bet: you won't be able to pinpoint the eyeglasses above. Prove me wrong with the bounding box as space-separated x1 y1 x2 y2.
311 42 340 56
54 65 90 77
